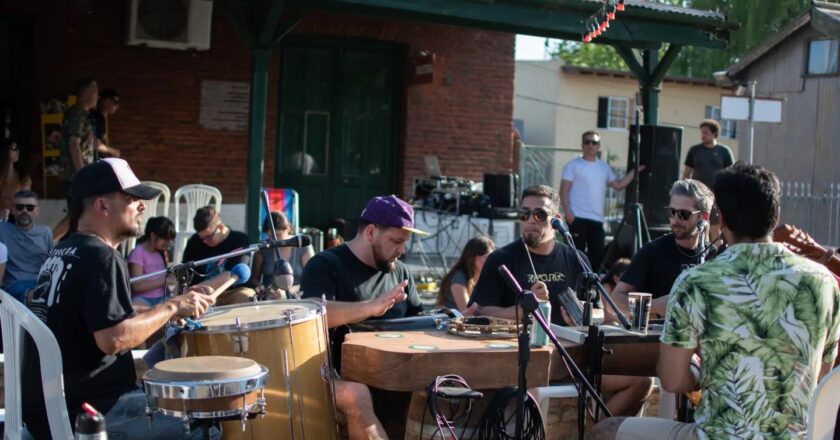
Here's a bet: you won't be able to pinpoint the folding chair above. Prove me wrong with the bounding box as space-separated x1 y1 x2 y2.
172 184 222 263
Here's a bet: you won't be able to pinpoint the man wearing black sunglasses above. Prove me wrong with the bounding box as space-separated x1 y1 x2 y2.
0 190 53 302
560 130 642 271
605 179 714 322
470 185 653 417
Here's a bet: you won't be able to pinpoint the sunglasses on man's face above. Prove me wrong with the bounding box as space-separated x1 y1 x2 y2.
14 204 36 212
518 208 551 222
583 139 600 146
665 207 701 221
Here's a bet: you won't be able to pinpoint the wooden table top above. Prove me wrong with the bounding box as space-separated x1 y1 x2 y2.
341 328 660 392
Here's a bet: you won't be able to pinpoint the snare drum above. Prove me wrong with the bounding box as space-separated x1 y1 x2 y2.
179 300 337 440
143 356 268 421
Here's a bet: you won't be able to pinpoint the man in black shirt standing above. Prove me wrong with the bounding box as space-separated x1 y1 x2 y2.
301 195 426 440
22 159 226 439
683 119 733 240
182 206 255 304
470 185 652 417
609 179 715 319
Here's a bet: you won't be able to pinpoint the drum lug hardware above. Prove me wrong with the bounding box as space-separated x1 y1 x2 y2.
233 335 249 353
234 317 249 354
240 395 248 432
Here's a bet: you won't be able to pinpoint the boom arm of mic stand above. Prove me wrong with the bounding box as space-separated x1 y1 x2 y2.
562 231 632 330
531 305 612 418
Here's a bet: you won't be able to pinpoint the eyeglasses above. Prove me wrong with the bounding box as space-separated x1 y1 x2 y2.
518 207 551 222
665 207 701 221
14 204 36 212
582 139 600 146
198 224 220 242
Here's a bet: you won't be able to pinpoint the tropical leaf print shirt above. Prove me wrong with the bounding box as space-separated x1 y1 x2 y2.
662 243 840 439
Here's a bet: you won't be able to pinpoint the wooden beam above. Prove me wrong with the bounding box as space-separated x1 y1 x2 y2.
256 0 288 48
613 46 647 82
272 8 306 45
649 44 682 85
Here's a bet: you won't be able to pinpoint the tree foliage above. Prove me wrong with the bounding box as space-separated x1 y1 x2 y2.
551 0 832 79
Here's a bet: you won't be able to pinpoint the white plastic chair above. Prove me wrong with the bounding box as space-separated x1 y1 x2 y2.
808 366 840 440
529 385 578 429
122 181 172 258
0 290 73 439
655 378 678 419
173 184 222 233
172 184 222 264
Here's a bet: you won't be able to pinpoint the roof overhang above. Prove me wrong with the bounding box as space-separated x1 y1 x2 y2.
724 1 840 80
307 0 738 50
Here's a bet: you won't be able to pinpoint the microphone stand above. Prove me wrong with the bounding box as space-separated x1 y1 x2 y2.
130 239 293 294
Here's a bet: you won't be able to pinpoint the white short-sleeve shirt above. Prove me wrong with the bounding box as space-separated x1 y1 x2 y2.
560 157 616 223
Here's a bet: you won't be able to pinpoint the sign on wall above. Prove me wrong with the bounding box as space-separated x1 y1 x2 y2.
199 80 250 130
720 96 783 123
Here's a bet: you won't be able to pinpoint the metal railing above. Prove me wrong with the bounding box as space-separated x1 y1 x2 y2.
779 181 840 248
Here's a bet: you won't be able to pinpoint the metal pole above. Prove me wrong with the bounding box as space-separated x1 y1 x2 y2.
748 81 756 164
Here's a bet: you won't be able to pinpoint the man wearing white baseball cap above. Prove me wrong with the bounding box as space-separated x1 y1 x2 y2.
21 159 223 439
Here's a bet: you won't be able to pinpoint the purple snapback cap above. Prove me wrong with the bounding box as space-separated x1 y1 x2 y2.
360 195 429 236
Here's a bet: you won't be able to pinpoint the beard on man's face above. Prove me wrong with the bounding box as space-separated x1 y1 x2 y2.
671 222 698 240
372 241 396 273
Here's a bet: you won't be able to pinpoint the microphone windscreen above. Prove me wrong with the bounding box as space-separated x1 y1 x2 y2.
273 258 294 291
231 263 251 285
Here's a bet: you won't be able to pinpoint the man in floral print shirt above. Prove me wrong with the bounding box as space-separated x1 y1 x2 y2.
587 163 840 440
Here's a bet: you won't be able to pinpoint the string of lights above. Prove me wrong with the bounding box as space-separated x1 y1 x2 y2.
582 0 626 43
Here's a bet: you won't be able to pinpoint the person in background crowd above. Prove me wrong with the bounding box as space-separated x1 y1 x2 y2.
560 130 642 271
0 190 53 302
682 119 734 241
601 258 630 295
0 139 32 222
182 206 255 304
249 211 315 298
127 216 176 311
88 87 121 157
436 235 495 311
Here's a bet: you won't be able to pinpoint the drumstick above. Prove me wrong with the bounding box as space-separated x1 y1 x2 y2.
205 263 252 301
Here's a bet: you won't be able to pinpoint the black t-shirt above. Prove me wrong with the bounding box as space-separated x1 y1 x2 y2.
620 233 714 298
684 143 734 188
182 229 251 285
299 244 423 370
469 238 591 325
89 109 106 144
23 234 137 433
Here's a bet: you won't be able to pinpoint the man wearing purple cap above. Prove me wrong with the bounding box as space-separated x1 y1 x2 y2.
21 159 229 439
301 195 427 440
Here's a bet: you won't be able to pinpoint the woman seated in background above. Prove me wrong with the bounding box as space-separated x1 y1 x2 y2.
601 257 630 295
436 236 495 311
128 217 176 311
250 211 315 298
0 139 32 222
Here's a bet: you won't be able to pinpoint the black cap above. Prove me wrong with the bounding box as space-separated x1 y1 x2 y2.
71 158 161 200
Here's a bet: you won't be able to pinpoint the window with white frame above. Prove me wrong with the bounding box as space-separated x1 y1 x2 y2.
597 96 629 130
807 39 839 75
705 105 737 139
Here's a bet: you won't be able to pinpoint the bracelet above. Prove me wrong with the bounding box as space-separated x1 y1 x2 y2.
818 248 836 265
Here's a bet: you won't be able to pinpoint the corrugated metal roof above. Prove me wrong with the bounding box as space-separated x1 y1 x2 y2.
502 0 733 26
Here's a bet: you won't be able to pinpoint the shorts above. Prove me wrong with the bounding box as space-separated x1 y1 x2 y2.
616 417 699 440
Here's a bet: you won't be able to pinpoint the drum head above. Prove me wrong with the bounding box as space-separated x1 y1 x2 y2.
145 356 262 382
196 300 322 332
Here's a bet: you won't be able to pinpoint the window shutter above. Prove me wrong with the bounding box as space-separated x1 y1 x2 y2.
597 97 608 128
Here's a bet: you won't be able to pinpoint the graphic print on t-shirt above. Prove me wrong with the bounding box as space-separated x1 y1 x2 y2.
28 247 80 322
526 272 567 284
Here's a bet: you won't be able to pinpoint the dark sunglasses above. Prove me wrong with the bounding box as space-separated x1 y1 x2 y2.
518 207 550 222
665 207 701 221
582 139 600 146
14 204 36 212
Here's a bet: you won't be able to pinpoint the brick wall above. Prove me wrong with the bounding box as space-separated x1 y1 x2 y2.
12 2 515 202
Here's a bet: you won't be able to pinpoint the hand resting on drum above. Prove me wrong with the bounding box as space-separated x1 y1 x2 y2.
323 279 409 328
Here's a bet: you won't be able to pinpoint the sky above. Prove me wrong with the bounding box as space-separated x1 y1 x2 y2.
515 35 558 60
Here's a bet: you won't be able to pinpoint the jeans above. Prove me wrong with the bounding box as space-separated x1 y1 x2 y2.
5 279 36 302
569 217 606 272
22 391 221 440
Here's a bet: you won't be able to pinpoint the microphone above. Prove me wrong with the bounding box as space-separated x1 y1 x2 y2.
267 235 312 248
697 219 708 232
550 217 570 236
271 258 294 291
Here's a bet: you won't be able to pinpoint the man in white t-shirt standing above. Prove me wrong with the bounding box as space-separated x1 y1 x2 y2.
560 130 641 271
